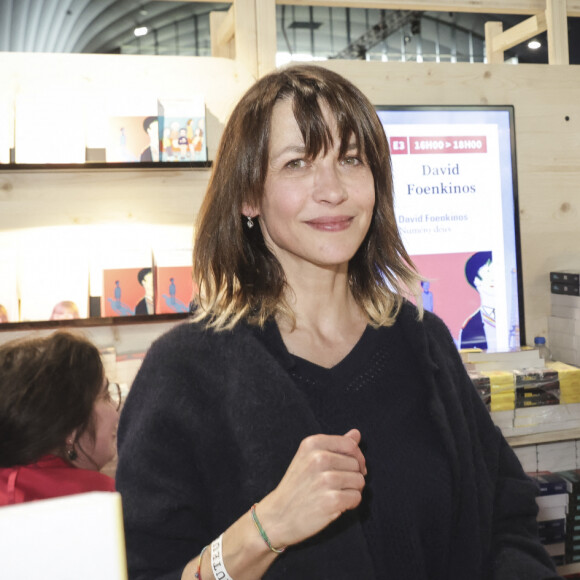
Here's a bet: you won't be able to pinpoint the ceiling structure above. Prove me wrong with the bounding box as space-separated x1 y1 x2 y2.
0 0 578 64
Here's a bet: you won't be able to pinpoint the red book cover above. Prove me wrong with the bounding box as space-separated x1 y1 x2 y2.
155 265 195 314
102 266 154 317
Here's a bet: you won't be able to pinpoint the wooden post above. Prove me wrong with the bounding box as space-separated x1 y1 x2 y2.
255 0 277 77
210 6 235 59
485 21 504 63
546 0 570 64
211 0 276 79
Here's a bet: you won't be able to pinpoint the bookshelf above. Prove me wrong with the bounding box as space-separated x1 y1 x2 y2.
0 312 188 333
0 162 208 348
558 562 580 576
506 427 580 448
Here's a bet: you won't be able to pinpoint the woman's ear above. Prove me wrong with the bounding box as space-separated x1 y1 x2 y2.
242 202 259 218
65 432 79 463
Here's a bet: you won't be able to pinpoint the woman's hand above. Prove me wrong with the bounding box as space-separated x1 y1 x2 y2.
182 429 366 580
255 428 367 550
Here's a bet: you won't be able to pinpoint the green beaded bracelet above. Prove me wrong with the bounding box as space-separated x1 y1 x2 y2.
251 504 286 554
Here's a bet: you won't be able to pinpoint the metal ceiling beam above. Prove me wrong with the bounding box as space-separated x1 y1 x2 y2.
331 9 420 59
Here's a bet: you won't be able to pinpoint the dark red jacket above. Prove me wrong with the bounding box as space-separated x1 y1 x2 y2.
0 455 115 506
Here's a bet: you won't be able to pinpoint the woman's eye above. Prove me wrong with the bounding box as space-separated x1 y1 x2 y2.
341 156 362 166
286 159 307 169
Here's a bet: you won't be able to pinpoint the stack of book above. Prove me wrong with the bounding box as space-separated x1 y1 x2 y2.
460 347 543 372
549 270 580 366
467 370 491 410
468 361 580 437
553 470 580 565
483 370 515 413
513 368 561 431
514 367 560 408
530 472 569 567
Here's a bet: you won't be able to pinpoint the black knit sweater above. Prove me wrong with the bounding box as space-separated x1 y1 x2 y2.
116 302 561 580
254 320 453 578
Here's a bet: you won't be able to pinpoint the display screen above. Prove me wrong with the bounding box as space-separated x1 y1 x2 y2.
376 105 524 350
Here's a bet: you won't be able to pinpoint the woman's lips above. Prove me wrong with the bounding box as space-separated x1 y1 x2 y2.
305 216 353 232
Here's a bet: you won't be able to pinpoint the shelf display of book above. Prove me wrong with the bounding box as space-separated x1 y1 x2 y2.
7 91 209 166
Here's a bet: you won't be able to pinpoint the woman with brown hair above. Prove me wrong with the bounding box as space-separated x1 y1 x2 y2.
117 65 559 580
0 331 121 505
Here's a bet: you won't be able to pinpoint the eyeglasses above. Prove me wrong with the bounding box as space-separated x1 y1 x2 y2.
106 381 123 411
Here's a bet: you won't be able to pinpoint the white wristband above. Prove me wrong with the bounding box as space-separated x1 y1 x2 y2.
210 534 234 580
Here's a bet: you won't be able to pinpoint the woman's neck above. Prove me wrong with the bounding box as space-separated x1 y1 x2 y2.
276 268 368 368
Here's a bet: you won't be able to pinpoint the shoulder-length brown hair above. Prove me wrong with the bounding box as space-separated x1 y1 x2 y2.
193 64 421 329
0 331 104 467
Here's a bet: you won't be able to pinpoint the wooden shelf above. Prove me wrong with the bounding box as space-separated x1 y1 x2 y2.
557 562 580 576
0 161 212 171
0 313 188 333
506 427 580 448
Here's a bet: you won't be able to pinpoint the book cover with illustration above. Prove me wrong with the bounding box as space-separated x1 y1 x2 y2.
105 92 158 163
155 266 195 314
154 248 195 314
106 115 159 163
102 265 155 317
17 234 89 322
158 97 207 162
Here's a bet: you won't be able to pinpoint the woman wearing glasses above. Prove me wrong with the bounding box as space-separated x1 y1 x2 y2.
0 331 121 505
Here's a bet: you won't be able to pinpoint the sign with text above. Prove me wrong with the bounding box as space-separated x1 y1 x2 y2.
377 106 522 351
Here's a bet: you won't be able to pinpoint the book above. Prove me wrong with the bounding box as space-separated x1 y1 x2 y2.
530 472 570 495
461 347 542 370
0 492 127 580
153 248 195 314
549 315 580 336
106 115 159 163
539 523 566 545
515 441 580 474
17 230 90 322
552 282 580 296
490 409 514 431
14 91 86 164
537 441 579 473
104 92 158 163
514 368 560 408
102 266 154 317
550 331 580 350
557 469 580 493
536 492 569 510
157 96 207 162
537 505 570 522
90 243 154 318
512 402 580 432
549 341 580 368
551 270 580 285
552 304 580 321
551 293 580 308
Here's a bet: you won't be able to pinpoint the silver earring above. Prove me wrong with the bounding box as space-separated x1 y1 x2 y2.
66 442 78 461
246 216 254 229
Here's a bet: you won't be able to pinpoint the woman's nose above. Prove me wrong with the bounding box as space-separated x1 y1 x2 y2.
312 160 348 204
